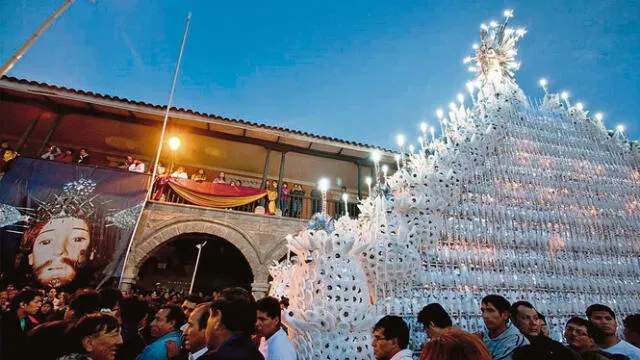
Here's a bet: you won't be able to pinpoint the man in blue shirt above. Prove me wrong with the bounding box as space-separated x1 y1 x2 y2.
137 305 186 360
479 294 529 360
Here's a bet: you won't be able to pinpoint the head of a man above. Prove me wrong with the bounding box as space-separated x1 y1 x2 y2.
417 303 452 339
23 216 92 287
150 305 186 338
481 295 511 332
586 304 617 337
11 288 43 317
66 313 122 360
66 289 101 320
80 148 88 156
565 317 603 353
510 301 540 337
181 294 202 318
623 314 640 348
119 297 149 328
184 303 210 353
255 296 282 339
372 315 410 360
205 287 256 349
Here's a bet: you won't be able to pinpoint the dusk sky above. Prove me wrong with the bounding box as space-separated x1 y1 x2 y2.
1 0 638 149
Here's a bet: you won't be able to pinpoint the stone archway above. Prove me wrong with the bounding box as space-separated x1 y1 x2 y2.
121 218 271 297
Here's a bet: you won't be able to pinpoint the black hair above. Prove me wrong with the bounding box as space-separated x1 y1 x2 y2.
373 315 410 349
65 313 120 354
160 305 186 331
280 297 289 309
482 294 511 314
537 312 546 324
184 294 203 304
209 287 256 333
69 289 101 318
120 297 149 325
417 303 452 329
10 288 41 311
586 304 616 319
623 314 640 334
566 317 605 343
195 303 211 331
256 296 281 320
510 300 535 319
99 288 123 310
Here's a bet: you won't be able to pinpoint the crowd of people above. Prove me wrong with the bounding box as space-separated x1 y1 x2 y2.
1 282 639 360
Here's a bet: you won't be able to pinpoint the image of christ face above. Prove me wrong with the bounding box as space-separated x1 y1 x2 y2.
29 217 91 287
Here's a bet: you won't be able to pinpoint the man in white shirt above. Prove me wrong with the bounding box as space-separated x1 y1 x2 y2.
171 166 188 179
255 296 296 360
371 315 413 360
587 304 640 360
182 303 209 360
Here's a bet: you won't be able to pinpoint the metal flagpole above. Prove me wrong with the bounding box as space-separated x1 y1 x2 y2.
1 0 78 77
189 241 207 294
118 12 192 290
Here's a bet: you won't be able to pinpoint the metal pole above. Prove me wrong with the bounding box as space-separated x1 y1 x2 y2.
118 12 192 290
189 241 206 294
1 0 76 76
356 162 362 199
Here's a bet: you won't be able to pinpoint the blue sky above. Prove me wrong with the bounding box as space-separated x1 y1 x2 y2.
1 0 638 149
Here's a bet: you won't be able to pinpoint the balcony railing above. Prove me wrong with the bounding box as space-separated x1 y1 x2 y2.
158 184 360 220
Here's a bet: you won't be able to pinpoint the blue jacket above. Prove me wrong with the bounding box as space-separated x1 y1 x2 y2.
136 330 182 360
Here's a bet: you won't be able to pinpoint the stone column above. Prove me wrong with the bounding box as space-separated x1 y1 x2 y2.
251 282 270 300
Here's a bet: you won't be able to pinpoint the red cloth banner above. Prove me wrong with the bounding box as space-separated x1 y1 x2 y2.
154 177 267 208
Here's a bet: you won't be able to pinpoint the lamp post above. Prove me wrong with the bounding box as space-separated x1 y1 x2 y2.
365 176 372 197
318 178 330 215
1 0 84 76
342 193 349 218
168 136 181 171
189 241 207 294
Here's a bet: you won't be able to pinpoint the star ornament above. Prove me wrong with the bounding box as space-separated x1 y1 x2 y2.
467 10 526 83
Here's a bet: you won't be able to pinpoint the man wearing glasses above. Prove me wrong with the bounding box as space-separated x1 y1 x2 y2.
564 317 628 360
371 315 413 360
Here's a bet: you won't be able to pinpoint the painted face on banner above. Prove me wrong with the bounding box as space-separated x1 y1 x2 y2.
29 216 91 287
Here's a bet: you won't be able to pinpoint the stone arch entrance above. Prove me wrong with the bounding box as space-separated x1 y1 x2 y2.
121 218 272 297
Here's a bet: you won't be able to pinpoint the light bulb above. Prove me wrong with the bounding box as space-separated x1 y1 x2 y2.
616 124 625 133
457 93 464 103
318 178 330 192
168 136 182 151
409 144 415 153
342 193 348 202
463 56 473 64
365 176 372 185
382 165 389 175
449 102 457 111
576 102 584 111
436 109 444 119
420 122 428 132
595 113 603 121
561 91 569 100
515 28 527 36
539 78 547 87
490 20 498 27
396 134 405 147
504 9 514 18
472 43 479 50
480 23 488 30
371 150 381 163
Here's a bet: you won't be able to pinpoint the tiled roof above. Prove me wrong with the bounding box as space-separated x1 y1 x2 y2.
1 76 393 153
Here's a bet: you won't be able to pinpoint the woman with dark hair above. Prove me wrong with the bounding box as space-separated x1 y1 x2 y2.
58 313 123 360
191 169 207 182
